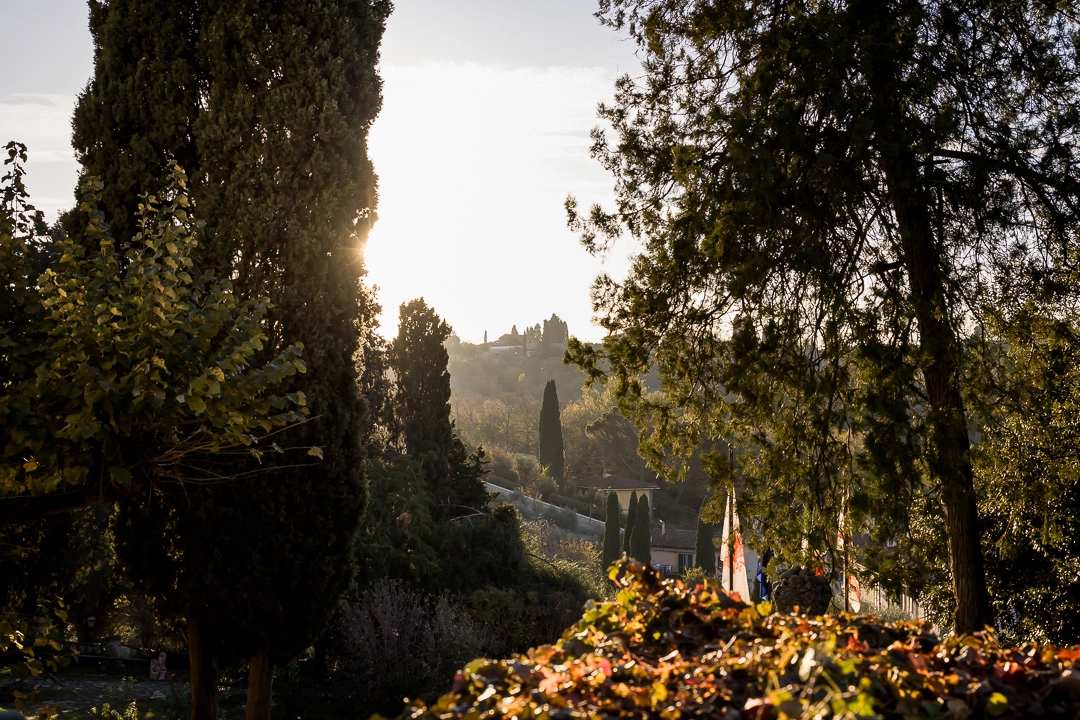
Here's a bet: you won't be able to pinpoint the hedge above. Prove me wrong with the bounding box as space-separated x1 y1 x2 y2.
384 560 1080 719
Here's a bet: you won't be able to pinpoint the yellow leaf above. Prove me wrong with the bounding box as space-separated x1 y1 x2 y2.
308 446 324 459
187 396 207 414
152 357 166 370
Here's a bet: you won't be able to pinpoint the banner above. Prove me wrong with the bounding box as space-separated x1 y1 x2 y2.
720 492 751 602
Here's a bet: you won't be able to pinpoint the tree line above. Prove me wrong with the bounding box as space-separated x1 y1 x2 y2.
0 1 599 718
568 0 1080 641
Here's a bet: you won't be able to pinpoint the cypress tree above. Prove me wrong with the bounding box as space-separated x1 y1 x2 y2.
602 491 622 570
388 299 488 515
630 496 651 564
623 491 638 555
538 380 565 485
695 516 716 575
74 2 392 719
67 0 202 246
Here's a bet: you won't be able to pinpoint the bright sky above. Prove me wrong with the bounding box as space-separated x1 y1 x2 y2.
0 0 640 343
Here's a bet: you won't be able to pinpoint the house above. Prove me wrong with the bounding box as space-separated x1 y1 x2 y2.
650 526 700 576
573 474 659 513
650 524 759 584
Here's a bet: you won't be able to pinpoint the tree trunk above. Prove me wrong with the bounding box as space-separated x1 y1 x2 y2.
188 617 219 720
860 6 994 634
245 644 274 720
884 148 994 633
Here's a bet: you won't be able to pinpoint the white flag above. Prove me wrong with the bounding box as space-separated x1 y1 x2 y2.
720 492 751 603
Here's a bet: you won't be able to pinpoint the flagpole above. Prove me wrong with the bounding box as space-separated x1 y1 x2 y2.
843 426 851 613
728 444 734 592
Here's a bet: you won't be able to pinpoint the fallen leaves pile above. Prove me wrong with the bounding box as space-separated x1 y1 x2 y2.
385 560 1080 719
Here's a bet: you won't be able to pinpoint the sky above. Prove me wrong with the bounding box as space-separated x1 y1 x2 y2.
0 0 642 343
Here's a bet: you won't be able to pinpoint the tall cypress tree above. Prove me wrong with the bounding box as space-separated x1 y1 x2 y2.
74 2 392 719
67 0 202 246
538 379 565 485
695 516 716 575
623 491 638 555
602 491 622 570
388 299 488 515
630 496 651 564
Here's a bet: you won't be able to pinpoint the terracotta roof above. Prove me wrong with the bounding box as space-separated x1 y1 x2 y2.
650 527 698 551
573 474 659 491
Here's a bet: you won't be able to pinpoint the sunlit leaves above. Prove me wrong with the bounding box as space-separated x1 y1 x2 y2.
0 149 312 506
390 560 1080 720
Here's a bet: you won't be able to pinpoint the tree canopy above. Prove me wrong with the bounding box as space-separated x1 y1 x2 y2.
67 1 390 717
568 0 1080 633
1 148 307 526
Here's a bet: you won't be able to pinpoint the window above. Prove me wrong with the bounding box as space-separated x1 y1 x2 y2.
678 553 693 573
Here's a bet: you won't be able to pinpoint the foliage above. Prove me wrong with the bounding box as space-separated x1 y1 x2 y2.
971 308 1080 645
567 0 1080 633
390 299 490 518
538 380 565 485
388 560 1080 720
602 491 622 570
0 504 119 644
390 299 454 467
70 2 390 716
0 599 71 716
1 146 307 522
326 517 605 715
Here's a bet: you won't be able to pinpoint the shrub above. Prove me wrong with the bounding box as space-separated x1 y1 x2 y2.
386 560 1080 720
326 580 494 715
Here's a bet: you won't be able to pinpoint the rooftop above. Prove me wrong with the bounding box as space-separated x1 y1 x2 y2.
650 527 698 551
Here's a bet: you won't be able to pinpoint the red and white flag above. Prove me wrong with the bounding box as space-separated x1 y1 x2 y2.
720 492 751 603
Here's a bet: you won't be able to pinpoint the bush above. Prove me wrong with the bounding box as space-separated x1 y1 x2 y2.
325 580 494 715
386 560 1080 720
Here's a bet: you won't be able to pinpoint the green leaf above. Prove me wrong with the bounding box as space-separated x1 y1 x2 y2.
987 692 1008 716
109 467 132 488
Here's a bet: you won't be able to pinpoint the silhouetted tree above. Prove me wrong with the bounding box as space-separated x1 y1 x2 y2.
602 491 622 570
538 380 565 485
388 299 488 517
630 496 651 564
72 2 391 718
695 516 715 575
623 491 638 555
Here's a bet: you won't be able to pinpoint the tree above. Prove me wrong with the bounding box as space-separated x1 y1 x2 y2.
602 491 622 570
389 299 490 518
630 496 651 564
623 491 638 555
538 380 565 486
1 150 308 525
568 0 1080 633
389 299 454 481
70 2 391 717
695 515 715 575
970 308 1080 644
65 0 201 247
